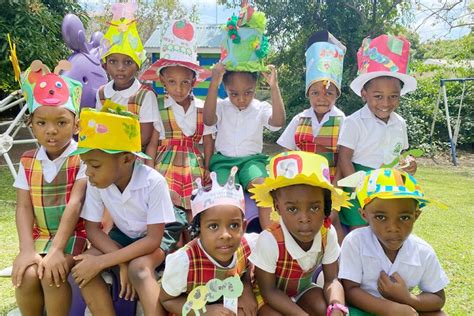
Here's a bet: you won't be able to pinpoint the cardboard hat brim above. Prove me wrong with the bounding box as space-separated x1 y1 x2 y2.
350 71 417 96
69 147 151 160
140 59 211 83
359 191 446 210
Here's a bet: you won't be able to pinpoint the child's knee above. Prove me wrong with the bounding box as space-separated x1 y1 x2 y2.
17 265 40 289
128 258 155 284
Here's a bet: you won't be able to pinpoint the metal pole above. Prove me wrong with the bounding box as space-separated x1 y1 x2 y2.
442 82 457 165
429 85 442 145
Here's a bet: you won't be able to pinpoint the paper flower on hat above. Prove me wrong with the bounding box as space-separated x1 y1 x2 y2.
7 34 21 84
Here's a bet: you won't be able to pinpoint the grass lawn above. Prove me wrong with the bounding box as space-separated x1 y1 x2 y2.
0 164 473 315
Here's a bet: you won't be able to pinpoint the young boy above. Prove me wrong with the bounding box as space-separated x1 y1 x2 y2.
338 34 418 229
70 109 175 316
204 4 286 230
97 1 158 147
249 151 351 316
338 168 448 315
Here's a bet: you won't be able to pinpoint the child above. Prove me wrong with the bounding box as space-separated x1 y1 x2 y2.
277 30 346 184
204 4 286 230
70 109 176 316
12 60 86 315
142 19 215 218
338 168 448 315
97 1 158 147
338 34 418 229
159 168 258 315
249 151 351 316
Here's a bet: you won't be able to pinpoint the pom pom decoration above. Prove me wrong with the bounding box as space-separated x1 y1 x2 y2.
226 15 241 44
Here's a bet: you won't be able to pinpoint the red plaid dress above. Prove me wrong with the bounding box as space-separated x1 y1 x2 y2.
20 150 87 255
98 84 152 115
294 116 343 182
185 236 251 292
154 96 206 210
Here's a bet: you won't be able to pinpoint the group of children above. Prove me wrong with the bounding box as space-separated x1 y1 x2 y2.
11 2 448 316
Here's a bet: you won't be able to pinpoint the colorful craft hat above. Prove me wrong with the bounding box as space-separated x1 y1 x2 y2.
249 151 351 212
305 30 346 95
140 19 210 82
191 167 245 219
100 1 145 67
353 168 443 209
21 60 82 115
219 2 269 72
350 34 417 96
70 108 150 159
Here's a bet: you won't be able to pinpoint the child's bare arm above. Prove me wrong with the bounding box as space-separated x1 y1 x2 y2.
140 122 154 148
203 63 225 125
145 129 160 167
203 134 214 169
262 65 286 128
322 261 345 306
338 146 356 178
238 271 258 315
255 267 307 316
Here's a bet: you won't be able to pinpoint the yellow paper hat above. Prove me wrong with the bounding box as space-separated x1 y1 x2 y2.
70 108 150 159
100 1 145 67
249 151 351 212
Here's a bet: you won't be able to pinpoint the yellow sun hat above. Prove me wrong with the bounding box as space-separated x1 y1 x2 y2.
249 151 351 212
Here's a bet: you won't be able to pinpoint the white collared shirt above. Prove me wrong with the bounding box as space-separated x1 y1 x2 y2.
215 98 281 157
339 227 449 297
337 105 409 168
161 233 258 297
95 79 158 123
277 106 346 150
153 96 216 139
81 163 175 239
249 220 340 273
14 141 86 190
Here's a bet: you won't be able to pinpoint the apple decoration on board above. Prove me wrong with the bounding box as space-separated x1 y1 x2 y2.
172 20 194 41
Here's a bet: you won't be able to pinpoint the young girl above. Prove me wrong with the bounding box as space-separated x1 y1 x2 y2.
159 168 258 316
249 151 351 316
142 19 214 219
12 60 86 315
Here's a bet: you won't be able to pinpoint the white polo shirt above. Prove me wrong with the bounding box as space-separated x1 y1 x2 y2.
14 141 86 190
96 79 158 123
81 163 175 239
277 106 346 150
337 105 409 168
153 97 216 139
339 227 449 297
161 233 258 297
215 98 281 157
249 220 340 273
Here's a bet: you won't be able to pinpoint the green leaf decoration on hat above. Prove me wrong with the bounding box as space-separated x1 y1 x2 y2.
122 122 138 140
245 11 267 33
226 15 241 43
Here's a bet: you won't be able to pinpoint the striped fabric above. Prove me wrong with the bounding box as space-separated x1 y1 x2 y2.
185 236 251 292
20 150 86 255
294 116 343 182
267 224 326 298
98 84 153 115
154 96 206 210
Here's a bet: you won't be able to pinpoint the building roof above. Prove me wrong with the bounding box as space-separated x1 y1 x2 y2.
144 24 223 54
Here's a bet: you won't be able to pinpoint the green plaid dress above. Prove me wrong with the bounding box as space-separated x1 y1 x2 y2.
20 149 87 255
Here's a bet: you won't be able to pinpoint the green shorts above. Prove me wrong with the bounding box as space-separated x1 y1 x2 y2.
109 226 142 248
339 163 373 227
349 306 375 316
210 152 269 189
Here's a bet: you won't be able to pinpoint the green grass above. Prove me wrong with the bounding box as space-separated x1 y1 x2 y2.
0 165 472 315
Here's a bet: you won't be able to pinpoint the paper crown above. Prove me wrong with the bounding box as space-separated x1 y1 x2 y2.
249 151 351 212
140 19 210 82
305 31 346 95
100 1 145 67
191 167 245 219
21 60 82 115
350 34 417 96
70 108 150 159
219 3 269 72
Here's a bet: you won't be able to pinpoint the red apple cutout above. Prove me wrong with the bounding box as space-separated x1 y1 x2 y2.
172 20 194 42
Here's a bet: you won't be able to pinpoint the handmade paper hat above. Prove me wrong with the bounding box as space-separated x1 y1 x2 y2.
140 19 210 82
249 151 351 212
191 167 245 219
21 60 82 115
350 34 417 96
219 2 269 72
305 30 346 95
100 1 145 67
70 108 150 159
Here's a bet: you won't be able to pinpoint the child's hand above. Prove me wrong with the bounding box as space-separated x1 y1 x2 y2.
261 65 278 89
12 251 42 287
378 272 410 304
205 304 235 315
71 254 102 288
238 284 257 316
203 169 212 186
400 156 417 175
38 248 69 287
211 63 226 85
119 263 136 301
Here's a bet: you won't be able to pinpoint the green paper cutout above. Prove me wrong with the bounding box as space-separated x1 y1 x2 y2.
382 148 424 168
387 35 403 56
